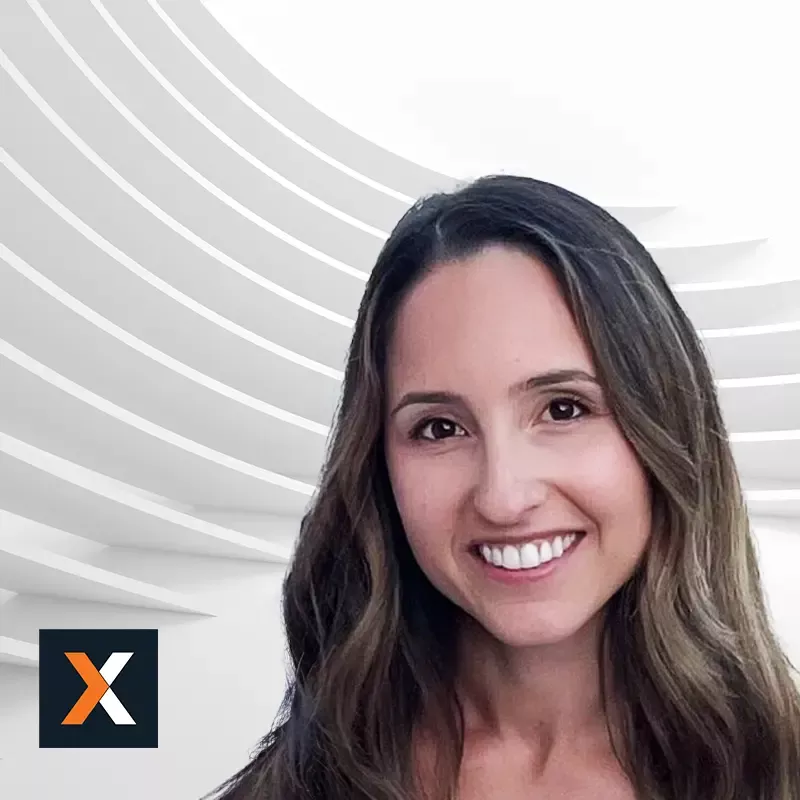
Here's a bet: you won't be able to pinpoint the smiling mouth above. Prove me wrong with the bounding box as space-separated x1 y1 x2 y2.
471 531 586 572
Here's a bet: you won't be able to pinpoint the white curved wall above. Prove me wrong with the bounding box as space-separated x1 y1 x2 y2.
1 1 798 797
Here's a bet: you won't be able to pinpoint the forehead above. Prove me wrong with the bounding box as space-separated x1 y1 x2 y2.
386 245 595 394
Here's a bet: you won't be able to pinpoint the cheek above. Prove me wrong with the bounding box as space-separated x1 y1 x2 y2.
386 449 466 563
572 436 652 554
390 467 453 529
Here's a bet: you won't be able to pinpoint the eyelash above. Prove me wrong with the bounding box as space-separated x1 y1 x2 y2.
409 396 592 442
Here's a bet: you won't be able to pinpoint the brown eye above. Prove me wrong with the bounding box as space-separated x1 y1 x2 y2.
546 397 588 422
412 418 465 441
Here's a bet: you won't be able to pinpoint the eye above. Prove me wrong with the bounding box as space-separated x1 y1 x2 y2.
410 417 466 442
544 396 590 423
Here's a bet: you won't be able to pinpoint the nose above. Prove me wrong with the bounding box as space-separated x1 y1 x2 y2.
471 432 549 526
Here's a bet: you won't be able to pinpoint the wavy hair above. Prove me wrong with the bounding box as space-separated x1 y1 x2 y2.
205 175 800 800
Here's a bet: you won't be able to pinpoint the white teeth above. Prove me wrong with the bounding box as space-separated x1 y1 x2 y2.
502 545 521 570
539 540 553 563
477 532 582 571
520 542 539 568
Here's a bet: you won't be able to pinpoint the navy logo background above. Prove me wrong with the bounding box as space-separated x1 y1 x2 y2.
39 628 158 748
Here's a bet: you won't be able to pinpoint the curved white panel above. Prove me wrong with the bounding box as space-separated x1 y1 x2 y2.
0 152 345 422
0 140 356 337
0 242 330 436
704 327 800 380
0 434 292 561
677 278 800 330
9 0 381 272
0 53 368 302
0 539 214 614
735 439 800 484
90 0 389 240
0 343 314 513
0 245 331 479
149 0 449 200
0 635 39 667
719 381 800 432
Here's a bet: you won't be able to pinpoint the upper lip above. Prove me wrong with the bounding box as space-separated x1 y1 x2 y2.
470 529 585 547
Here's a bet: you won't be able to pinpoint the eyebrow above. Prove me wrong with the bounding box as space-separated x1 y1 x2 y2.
389 369 600 417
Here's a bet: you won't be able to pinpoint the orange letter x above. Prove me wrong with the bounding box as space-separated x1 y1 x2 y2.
62 652 109 725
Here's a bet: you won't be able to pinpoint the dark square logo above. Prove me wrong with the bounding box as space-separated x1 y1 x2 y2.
39 629 158 748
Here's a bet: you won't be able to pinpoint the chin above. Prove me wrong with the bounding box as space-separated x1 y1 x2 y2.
477 605 597 649
490 624 577 649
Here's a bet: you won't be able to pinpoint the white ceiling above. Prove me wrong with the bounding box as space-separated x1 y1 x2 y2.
0 0 797 673
202 0 792 205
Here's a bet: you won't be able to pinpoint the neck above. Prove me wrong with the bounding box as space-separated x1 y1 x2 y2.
454 613 616 759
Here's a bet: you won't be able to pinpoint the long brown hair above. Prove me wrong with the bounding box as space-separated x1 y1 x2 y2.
205 175 800 799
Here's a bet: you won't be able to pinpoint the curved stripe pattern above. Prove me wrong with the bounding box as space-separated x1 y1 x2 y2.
0 145 350 372
21 0 379 270
90 0 389 240
147 0 420 203
0 242 330 435
0 19 368 281
0 0 797 717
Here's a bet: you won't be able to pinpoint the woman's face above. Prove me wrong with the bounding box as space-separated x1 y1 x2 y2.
383 245 652 648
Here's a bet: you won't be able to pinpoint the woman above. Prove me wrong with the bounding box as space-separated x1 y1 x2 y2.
206 175 800 799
